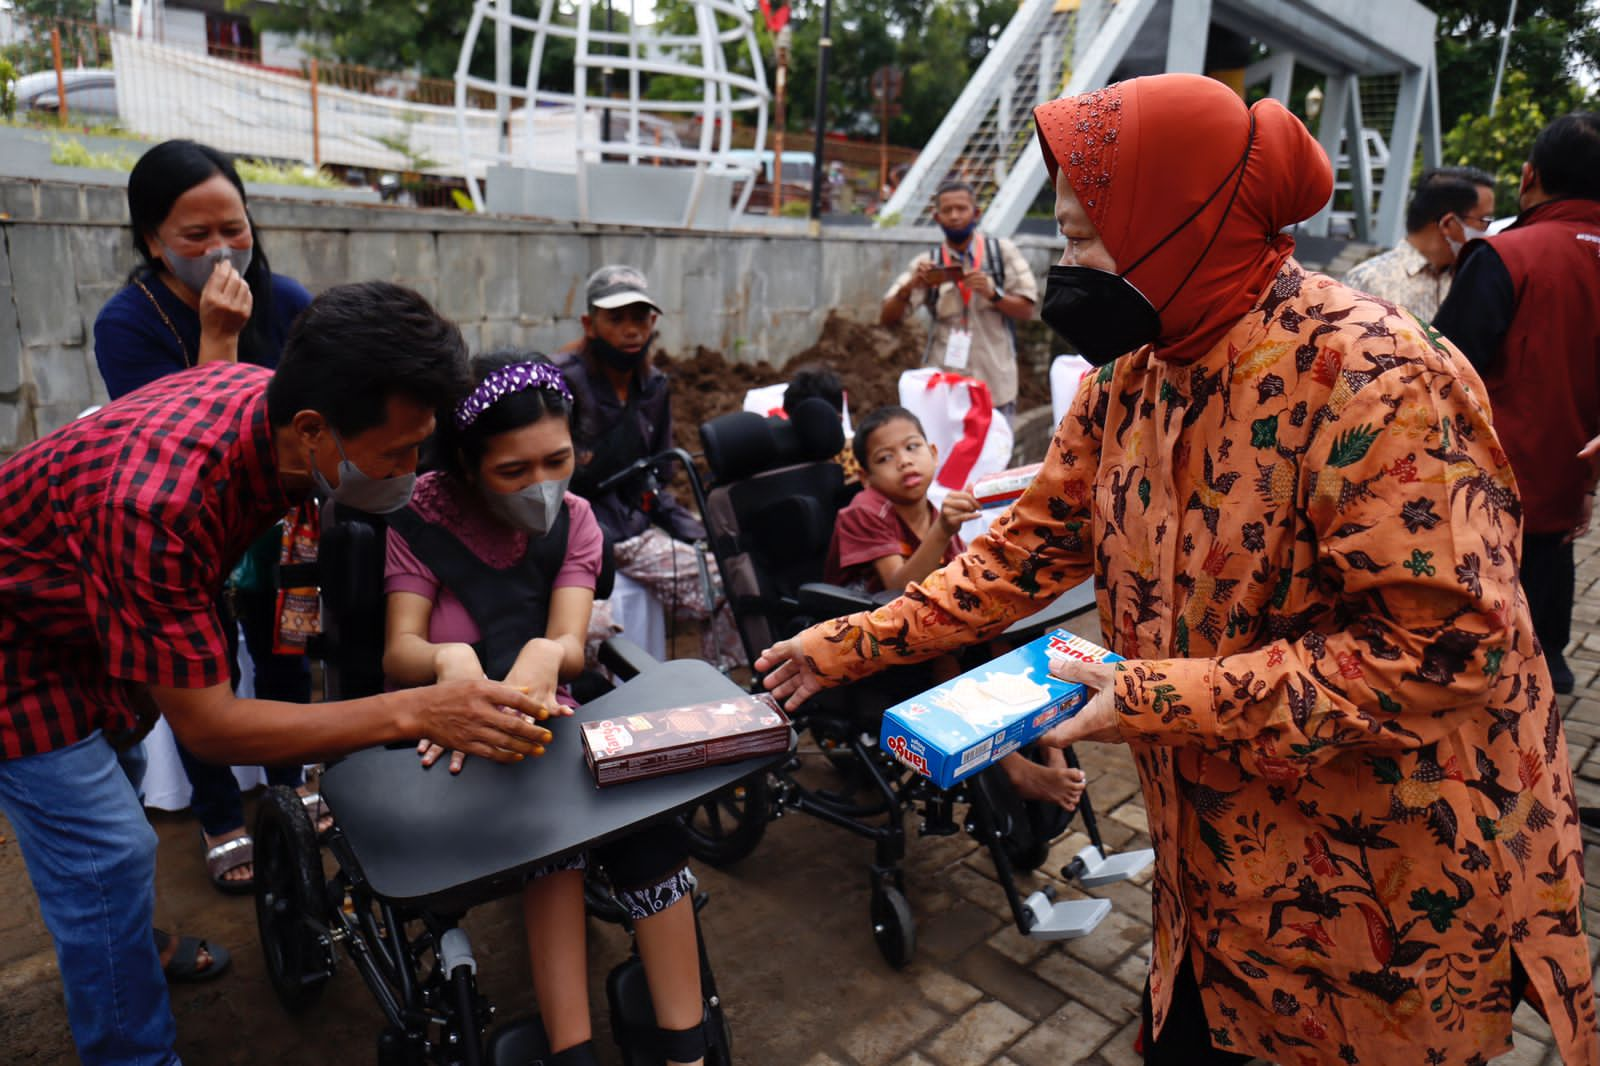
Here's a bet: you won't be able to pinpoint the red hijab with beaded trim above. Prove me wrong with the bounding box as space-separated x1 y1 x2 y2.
1033 73 1334 365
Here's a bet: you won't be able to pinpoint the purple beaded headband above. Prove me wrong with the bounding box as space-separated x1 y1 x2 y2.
456 361 573 429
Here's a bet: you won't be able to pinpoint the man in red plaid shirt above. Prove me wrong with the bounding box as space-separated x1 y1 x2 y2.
0 282 551 1066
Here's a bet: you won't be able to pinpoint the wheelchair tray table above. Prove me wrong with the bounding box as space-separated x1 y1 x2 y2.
319 659 791 910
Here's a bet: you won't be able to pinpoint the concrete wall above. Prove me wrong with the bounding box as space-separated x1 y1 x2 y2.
0 175 1061 454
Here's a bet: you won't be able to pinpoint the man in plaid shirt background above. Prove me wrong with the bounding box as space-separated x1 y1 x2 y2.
0 282 553 1066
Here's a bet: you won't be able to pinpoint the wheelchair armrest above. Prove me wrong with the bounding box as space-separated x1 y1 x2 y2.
797 582 889 620
598 636 664 682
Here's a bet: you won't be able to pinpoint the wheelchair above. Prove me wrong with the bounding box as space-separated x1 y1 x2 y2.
251 506 789 1065
625 399 1155 970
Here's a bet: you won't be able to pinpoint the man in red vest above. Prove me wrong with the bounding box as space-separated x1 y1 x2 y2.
1435 112 1600 695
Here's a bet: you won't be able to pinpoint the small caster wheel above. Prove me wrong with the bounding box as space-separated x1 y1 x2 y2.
870 885 916 970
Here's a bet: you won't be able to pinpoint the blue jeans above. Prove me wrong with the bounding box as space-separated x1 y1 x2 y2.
0 732 180 1066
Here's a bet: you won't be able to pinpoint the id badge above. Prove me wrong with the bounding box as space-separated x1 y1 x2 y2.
944 329 973 370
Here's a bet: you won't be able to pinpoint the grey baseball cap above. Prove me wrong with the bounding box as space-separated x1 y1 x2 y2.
585 264 663 313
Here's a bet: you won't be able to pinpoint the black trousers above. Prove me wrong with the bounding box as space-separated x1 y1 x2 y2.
1141 958 1252 1066
1522 531 1575 665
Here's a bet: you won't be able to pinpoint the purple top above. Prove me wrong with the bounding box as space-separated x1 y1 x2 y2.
384 471 603 649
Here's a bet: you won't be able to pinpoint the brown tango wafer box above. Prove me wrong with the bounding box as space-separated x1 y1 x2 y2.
580 694 792 786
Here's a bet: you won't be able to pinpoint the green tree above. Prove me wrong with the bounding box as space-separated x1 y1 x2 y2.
237 0 1016 150
237 0 626 89
11 0 98 19
1426 1 1600 134
721 0 1016 146
1441 68 1590 215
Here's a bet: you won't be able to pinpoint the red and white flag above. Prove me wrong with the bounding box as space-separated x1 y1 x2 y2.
758 0 792 33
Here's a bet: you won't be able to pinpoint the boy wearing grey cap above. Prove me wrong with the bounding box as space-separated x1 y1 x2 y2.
555 266 744 671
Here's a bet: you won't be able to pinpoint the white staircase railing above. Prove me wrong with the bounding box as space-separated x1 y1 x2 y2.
879 0 1157 234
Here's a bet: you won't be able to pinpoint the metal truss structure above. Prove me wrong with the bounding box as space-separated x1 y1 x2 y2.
880 0 1440 248
454 0 770 223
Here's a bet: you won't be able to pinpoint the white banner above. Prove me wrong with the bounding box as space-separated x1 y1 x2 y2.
110 35 592 178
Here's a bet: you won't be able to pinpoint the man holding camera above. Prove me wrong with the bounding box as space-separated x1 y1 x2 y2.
883 180 1043 416
880 181 1038 419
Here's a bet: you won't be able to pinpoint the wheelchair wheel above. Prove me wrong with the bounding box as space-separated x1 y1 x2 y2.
870 884 916 969
254 784 333 1013
680 774 770 867
807 716 879 788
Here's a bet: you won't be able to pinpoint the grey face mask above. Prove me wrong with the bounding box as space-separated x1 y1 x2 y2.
310 428 416 514
163 243 253 295
485 475 570 535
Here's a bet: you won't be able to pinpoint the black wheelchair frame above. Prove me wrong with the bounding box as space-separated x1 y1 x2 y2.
602 428 1153 970
252 504 749 1066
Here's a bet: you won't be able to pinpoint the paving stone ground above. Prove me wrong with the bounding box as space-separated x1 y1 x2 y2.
3 528 1599 1065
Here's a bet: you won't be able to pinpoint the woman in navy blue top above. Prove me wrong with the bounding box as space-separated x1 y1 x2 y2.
94 140 312 396
93 140 316 910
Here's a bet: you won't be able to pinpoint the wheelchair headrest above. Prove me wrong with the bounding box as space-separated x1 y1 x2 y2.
700 397 844 484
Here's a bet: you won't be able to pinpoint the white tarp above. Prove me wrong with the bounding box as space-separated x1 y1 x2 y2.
110 35 593 178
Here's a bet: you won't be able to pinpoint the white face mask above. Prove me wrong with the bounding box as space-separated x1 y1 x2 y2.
1445 221 1490 259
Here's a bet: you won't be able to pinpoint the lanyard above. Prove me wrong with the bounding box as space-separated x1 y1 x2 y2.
939 238 985 327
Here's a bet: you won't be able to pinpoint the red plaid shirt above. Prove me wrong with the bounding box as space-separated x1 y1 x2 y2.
0 363 290 759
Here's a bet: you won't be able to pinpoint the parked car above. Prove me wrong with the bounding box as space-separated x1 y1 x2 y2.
725 148 830 214
14 68 118 118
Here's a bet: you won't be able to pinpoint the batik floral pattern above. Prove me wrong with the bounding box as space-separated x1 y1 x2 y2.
798 262 1597 1066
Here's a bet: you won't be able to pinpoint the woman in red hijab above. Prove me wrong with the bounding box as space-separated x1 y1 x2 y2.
759 74 1596 1066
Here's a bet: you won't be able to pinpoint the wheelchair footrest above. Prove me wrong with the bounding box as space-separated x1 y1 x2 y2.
485 1016 550 1066
1070 845 1157 888
1022 892 1112 940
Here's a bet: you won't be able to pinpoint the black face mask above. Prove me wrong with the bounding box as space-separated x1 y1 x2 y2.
1040 267 1162 366
1040 113 1258 367
589 332 654 373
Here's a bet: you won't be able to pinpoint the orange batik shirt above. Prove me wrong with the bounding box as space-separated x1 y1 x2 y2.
799 262 1597 1066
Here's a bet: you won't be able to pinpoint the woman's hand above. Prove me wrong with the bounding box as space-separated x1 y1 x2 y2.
1038 656 1124 747
419 644 487 773
755 637 825 712
197 259 252 357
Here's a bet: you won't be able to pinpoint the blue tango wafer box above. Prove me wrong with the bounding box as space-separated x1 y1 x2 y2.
879 630 1120 788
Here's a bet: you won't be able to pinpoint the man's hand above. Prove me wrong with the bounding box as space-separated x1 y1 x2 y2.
999 748 1086 809
1579 434 1600 463
756 637 826 712
415 680 553 765
912 260 950 290
1039 656 1124 747
197 259 252 349
964 268 997 300
939 490 981 536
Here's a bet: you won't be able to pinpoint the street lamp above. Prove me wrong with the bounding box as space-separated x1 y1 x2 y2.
809 0 834 222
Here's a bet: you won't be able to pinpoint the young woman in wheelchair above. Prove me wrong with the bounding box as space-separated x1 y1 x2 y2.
829 404 1088 812
380 350 710 1066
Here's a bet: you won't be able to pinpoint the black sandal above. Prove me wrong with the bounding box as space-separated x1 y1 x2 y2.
154 928 232 983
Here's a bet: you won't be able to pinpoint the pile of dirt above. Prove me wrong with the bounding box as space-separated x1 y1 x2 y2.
657 309 1052 458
